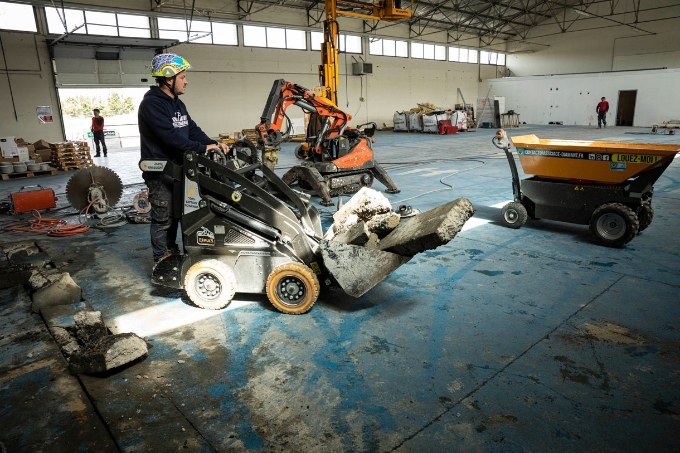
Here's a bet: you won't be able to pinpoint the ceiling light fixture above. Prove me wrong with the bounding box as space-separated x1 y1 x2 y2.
572 9 594 17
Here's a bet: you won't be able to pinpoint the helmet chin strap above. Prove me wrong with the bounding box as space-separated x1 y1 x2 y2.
164 76 179 96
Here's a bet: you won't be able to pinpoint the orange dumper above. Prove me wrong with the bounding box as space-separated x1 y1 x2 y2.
493 131 680 247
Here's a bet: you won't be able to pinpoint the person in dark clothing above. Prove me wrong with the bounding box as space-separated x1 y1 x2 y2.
596 97 609 129
91 109 107 156
138 53 228 267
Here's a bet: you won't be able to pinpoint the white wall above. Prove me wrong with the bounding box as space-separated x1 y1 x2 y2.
0 31 64 142
479 68 680 126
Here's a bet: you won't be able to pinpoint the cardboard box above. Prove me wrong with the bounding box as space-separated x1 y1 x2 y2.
33 139 51 150
30 154 43 163
1 137 18 158
17 147 30 162
36 149 52 162
0 156 19 163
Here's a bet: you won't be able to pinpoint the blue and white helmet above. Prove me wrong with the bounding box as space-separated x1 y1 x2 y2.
150 53 191 78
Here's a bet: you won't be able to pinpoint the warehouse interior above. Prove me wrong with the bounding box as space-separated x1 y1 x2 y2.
1 0 679 451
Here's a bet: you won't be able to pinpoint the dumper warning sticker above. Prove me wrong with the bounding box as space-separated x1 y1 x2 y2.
611 154 662 164
197 227 215 245
516 148 611 161
610 162 627 171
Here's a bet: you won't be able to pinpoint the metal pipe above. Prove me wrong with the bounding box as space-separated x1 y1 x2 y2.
0 35 18 122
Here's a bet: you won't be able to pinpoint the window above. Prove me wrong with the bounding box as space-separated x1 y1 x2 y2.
0 2 36 32
449 46 478 64
158 17 236 45
411 41 445 60
244 25 307 49
311 32 362 53
46 7 150 38
369 38 408 57
480 50 505 65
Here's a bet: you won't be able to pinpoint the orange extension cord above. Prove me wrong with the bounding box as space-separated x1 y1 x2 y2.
3 198 100 237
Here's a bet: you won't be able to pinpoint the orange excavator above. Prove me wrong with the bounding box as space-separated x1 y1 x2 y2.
255 79 400 206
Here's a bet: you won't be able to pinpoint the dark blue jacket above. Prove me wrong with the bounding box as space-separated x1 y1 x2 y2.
138 86 216 166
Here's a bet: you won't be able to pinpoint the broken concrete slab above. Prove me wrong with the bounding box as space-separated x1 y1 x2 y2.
69 333 148 375
28 270 64 291
332 187 392 226
379 198 475 256
9 250 52 268
41 301 93 331
366 212 401 238
320 240 411 297
31 272 82 313
333 221 370 246
74 310 108 344
0 264 34 289
365 233 380 250
50 326 81 357
333 213 359 235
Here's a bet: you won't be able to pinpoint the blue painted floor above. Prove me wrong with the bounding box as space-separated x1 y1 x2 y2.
1 125 679 452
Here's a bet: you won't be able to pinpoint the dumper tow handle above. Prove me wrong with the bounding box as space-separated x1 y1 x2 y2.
492 134 521 202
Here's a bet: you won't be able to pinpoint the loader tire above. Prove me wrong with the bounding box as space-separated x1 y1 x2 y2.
266 262 320 315
589 203 639 247
184 259 237 310
638 204 654 232
501 202 528 229
294 145 306 160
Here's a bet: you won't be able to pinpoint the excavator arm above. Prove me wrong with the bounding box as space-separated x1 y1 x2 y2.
256 79 351 155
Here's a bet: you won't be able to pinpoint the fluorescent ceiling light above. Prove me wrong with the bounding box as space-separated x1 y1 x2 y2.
572 9 594 17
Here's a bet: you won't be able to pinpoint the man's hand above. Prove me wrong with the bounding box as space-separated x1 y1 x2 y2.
207 143 230 154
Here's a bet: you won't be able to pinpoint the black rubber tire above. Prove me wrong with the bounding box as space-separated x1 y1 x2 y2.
184 260 236 310
501 202 528 229
294 145 306 160
638 204 654 232
589 203 639 247
266 262 320 315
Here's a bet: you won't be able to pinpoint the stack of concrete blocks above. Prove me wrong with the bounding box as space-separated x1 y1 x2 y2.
329 187 475 256
2 241 148 375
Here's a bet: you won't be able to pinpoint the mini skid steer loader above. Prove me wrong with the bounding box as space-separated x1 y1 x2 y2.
140 145 414 314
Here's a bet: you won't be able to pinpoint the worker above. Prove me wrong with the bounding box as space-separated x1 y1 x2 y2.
91 109 107 157
596 97 609 129
138 53 228 268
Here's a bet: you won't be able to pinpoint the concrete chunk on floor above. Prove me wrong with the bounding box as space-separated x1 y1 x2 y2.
50 326 81 357
74 310 108 344
379 198 475 256
69 333 148 375
333 221 370 246
31 272 82 313
332 187 392 227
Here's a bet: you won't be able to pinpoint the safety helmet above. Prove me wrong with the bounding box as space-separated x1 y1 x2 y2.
150 53 191 78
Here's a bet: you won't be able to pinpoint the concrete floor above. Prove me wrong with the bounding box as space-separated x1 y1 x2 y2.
1 125 679 452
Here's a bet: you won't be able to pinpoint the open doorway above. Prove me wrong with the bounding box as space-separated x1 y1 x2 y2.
58 87 148 149
616 90 637 126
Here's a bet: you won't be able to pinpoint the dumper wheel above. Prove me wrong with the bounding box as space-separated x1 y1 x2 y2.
266 262 320 315
638 204 654 232
589 203 639 247
184 260 237 310
501 202 528 229
294 145 306 160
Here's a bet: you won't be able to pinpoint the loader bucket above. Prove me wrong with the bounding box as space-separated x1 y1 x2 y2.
319 240 411 298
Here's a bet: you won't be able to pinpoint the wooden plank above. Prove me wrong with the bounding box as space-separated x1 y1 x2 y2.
0 168 58 180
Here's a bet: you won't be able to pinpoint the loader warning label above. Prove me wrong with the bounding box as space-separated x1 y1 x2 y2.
611 154 662 164
516 148 610 161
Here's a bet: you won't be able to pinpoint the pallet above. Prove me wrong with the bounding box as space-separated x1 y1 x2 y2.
55 163 93 171
1 168 58 180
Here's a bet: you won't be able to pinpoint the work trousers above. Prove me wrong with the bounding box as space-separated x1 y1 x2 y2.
597 111 607 127
144 175 179 260
93 131 107 154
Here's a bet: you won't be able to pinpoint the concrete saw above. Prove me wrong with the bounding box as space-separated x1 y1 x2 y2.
66 166 123 214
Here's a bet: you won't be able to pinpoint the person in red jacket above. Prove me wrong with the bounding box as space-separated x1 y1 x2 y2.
596 97 609 129
91 109 107 157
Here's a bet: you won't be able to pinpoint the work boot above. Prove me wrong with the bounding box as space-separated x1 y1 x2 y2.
152 252 173 271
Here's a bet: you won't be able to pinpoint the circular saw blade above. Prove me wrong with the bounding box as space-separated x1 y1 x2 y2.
66 166 123 210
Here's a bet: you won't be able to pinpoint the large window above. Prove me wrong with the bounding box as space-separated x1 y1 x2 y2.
244 25 306 49
46 8 150 38
0 2 36 32
369 38 407 57
410 42 446 61
310 32 362 53
448 47 478 64
480 51 506 65
158 17 237 45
